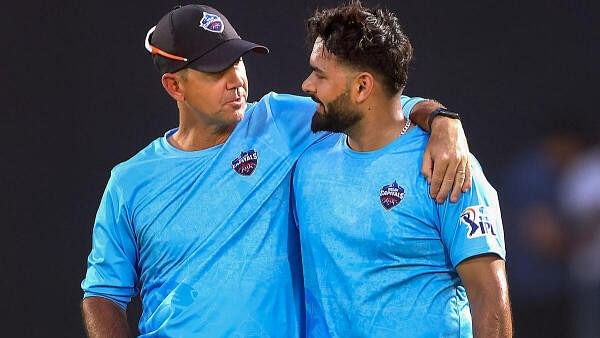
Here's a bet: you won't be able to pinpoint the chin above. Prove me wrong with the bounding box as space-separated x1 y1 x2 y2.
230 110 245 123
236 105 247 117
224 102 246 120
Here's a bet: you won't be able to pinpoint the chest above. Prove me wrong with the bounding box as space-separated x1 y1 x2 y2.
131 134 294 261
296 154 441 259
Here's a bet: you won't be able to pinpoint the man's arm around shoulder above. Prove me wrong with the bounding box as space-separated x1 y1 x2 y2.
82 296 131 338
456 255 513 338
408 99 472 203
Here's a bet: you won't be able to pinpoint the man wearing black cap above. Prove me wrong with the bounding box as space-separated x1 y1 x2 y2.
81 4 470 337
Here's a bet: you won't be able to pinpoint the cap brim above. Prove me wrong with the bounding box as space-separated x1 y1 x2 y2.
187 39 269 73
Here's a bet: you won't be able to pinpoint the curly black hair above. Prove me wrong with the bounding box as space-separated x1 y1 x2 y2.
306 0 412 95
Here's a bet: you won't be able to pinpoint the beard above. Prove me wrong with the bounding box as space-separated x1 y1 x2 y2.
310 90 362 133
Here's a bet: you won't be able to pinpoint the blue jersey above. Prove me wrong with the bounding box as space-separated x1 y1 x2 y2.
82 92 422 337
293 127 506 338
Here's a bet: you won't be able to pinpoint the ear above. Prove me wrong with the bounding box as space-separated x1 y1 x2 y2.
161 73 185 102
352 72 374 104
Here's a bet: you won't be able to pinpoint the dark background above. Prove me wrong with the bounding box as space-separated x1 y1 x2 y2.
3 0 598 337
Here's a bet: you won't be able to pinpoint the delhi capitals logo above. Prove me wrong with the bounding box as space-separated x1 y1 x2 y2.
380 180 405 210
232 150 258 176
199 12 224 33
460 205 497 239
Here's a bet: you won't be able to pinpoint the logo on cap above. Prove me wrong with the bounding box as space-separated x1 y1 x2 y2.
232 150 258 176
200 12 224 33
380 180 405 210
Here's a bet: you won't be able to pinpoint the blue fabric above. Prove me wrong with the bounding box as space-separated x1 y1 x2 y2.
293 127 505 338
81 92 423 337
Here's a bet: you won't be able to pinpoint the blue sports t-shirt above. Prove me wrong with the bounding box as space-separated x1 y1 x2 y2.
81 92 423 337
293 127 506 338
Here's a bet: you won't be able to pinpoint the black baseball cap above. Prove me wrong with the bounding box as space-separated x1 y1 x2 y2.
145 4 269 74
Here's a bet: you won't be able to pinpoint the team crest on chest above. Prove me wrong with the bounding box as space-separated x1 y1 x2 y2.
199 12 224 33
379 180 405 210
232 149 258 176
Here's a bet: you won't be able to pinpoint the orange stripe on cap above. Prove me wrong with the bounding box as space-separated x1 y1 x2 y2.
144 25 188 62
150 46 188 62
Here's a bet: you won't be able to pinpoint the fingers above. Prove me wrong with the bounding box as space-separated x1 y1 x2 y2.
450 159 468 203
462 161 472 193
435 158 459 203
421 149 433 184
429 155 449 200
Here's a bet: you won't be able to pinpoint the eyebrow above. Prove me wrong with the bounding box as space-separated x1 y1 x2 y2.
310 64 325 74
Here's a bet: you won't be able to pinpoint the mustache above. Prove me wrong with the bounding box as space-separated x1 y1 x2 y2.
309 95 323 105
223 88 246 103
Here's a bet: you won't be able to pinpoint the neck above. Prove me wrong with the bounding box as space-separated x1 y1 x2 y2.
346 93 410 152
169 124 234 151
168 104 236 151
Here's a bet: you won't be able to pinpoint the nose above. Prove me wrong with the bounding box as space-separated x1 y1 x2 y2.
226 64 245 90
302 74 315 95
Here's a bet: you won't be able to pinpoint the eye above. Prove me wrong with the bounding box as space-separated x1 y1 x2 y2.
307 66 324 80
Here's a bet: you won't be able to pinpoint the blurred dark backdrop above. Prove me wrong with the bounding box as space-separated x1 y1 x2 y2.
2 0 598 337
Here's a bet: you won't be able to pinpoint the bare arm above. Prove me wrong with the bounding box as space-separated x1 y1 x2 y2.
410 100 472 203
456 255 513 338
82 297 131 338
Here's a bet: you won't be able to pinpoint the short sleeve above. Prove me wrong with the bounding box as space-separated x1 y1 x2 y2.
437 156 506 268
266 93 322 153
81 173 139 309
400 95 425 119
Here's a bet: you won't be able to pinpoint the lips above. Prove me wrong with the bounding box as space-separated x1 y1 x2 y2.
310 95 325 113
224 96 246 108
224 96 242 104
310 95 322 105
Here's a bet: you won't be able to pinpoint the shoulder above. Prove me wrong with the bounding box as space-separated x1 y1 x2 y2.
263 92 315 107
381 127 430 164
295 133 340 166
109 138 163 186
401 127 430 152
468 155 498 197
301 133 341 157
440 153 500 215
247 92 315 116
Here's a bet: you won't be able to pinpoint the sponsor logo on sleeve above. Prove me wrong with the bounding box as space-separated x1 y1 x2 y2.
232 150 258 176
460 205 497 239
380 180 405 210
199 12 224 33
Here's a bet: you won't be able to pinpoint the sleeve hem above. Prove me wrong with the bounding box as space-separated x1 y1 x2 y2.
83 292 129 310
452 247 506 269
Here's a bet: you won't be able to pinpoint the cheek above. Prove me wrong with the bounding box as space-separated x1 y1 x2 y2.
241 82 249 98
318 84 336 103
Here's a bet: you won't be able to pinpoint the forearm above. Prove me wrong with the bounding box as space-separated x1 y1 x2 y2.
409 99 444 132
470 290 513 337
82 297 131 338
